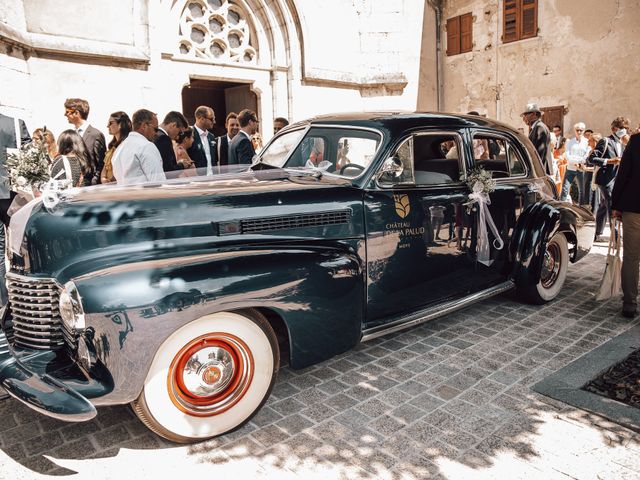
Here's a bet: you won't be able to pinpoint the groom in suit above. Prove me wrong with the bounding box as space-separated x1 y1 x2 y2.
154 111 189 173
64 98 106 185
187 106 218 175
229 109 258 165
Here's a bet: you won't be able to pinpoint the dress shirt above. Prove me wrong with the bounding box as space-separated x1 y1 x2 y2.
112 132 166 185
76 120 89 136
195 125 213 174
565 136 589 171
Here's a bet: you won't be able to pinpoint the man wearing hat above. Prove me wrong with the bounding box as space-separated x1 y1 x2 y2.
522 103 554 178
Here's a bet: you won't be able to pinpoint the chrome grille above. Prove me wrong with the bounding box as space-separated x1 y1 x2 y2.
6 273 63 349
241 210 352 234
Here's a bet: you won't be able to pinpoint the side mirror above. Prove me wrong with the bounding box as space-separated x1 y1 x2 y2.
376 156 404 183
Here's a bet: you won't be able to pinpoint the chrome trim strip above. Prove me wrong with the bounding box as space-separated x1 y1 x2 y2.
361 281 515 342
72 250 274 282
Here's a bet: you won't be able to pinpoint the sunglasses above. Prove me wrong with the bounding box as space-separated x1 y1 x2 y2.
64 108 77 116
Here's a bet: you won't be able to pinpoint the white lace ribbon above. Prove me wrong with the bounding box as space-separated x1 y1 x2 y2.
466 181 504 266
305 160 332 172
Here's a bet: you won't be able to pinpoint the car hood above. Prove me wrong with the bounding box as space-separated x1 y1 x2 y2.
11 170 364 281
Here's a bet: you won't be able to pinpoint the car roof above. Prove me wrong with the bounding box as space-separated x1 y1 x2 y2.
288 111 519 135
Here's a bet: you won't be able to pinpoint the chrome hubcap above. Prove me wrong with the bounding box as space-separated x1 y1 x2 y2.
183 347 235 397
541 242 561 288
169 333 254 417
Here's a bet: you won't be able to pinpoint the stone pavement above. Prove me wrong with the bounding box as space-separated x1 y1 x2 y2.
1 248 639 480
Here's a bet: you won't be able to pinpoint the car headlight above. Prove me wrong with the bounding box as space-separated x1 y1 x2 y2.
59 281 85 333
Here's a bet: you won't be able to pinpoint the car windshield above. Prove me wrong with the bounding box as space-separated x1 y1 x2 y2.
259 126 382 178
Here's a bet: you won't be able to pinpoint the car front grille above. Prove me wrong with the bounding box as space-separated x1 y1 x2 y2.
6 273 64 350
241 209 352 234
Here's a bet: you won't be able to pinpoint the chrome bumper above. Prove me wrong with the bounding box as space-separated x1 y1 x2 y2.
0 324 112 422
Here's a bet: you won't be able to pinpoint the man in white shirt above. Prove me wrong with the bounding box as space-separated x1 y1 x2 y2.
562 122 589 203
112 109 166 185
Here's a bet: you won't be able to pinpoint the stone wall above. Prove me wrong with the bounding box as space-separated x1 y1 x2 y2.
439 0 640 134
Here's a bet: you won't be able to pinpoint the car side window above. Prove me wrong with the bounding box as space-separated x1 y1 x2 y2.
412 133 464 185
472 133 527 178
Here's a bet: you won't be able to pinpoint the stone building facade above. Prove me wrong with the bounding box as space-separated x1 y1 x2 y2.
0 0 425 140
0 0 638 141
425 0 640 135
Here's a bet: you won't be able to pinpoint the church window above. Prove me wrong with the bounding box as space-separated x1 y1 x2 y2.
178 0 257 64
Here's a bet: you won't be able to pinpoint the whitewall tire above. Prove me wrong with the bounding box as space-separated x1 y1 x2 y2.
132 309 279 443
523 232 569 304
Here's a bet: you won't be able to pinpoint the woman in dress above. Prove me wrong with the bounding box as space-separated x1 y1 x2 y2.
50 130 91 188
101 111 132 184
174 127 196 176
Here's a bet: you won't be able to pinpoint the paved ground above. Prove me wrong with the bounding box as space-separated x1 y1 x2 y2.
1 246 639 480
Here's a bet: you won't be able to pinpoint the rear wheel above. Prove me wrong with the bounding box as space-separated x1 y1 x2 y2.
132 309 279 443
521 232 569 304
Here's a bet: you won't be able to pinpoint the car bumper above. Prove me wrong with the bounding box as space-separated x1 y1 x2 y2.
0 329 112 422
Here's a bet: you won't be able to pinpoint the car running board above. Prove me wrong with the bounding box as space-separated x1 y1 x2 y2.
361 280 515 342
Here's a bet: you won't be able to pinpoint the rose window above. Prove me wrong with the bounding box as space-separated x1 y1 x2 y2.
178 0 257 64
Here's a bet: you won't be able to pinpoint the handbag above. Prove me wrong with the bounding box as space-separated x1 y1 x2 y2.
595 218 622 301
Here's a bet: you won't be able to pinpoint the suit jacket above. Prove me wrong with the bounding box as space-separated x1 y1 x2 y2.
587 134 622 186
228 131 255 165
187 127 218 172
611 133 640 213
216 135 230 167
81 124 106 185
528 120 553 176
0 113 30 204
154 129 182 173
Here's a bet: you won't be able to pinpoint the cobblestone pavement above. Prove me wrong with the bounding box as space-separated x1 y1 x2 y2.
1 249 640 480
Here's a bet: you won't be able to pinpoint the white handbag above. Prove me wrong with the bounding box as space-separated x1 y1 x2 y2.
595 218 622 301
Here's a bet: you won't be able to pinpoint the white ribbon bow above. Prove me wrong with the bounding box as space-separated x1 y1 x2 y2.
305 159 332 172
466 181 504 266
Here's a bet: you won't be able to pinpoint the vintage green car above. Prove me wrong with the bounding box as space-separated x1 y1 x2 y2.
0 112 594 442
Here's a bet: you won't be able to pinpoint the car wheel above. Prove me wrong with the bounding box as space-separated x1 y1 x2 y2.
132 309 279 443
522 232 569 304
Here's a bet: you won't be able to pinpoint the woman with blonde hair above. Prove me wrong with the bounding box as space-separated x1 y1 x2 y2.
32 128 57 162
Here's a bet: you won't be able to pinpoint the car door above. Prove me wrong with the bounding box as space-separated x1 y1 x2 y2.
364 130 498 328
467 128 534 276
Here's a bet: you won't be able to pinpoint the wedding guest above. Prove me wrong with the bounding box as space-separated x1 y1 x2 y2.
50 129 92 188
101 111 132 184
111 109 165 185
229 109 258 165
63 98 105 184
32 128 57 162
0 110 30 306
155 111 189 173
216 112 239 168
612 132 640 318
174 127 196 177
273 117 289 134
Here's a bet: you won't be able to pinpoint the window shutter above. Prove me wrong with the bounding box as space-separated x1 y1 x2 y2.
521 0 538 39
446 16 461 56
503 0 518 43
460 13 473 53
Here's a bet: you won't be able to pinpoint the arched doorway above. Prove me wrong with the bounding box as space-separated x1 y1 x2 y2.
181 78 257 137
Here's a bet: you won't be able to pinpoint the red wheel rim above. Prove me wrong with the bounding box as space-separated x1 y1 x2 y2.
168 333 254 417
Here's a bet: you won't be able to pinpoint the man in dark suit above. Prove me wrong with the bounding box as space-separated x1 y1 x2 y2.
589 116 628 242
521 103 554 177
612 132 640 318
216 112 240 169
0 111 30 307
154 111 189 174
64 98 106 185
229 109 258 165
187 106 218 175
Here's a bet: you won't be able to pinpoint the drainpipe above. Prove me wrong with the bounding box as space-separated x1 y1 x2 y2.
426 0 443 111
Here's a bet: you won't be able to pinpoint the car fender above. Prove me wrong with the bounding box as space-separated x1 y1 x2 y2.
510 201 594 288
71 243 365 405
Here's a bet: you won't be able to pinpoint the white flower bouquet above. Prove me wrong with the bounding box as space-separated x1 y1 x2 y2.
465 166 496 195
6 141 50 191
